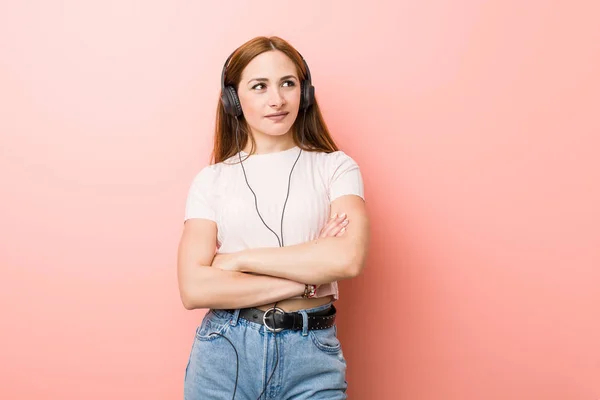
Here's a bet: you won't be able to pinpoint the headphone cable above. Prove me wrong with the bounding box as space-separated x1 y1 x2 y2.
208 110 307 400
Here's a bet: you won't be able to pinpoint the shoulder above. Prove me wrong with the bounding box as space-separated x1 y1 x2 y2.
188 160 230 191
306 149 364 200
327 150 360 165
306 149 361 172
190 163 218 182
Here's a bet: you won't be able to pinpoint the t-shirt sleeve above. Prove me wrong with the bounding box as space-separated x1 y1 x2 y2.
184 166 217 222
328 151 365 202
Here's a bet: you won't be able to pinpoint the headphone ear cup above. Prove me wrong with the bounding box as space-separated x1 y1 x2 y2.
222 85 243 117
300 80 315 110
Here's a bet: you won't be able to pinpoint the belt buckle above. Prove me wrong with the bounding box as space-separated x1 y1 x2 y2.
263 307 285 333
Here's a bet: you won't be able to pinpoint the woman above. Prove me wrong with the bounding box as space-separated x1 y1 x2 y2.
177 35 369 399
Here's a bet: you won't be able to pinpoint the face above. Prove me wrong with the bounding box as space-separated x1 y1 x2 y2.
237 50 301 139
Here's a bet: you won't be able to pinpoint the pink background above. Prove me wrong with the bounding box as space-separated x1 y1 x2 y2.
1 1 599 399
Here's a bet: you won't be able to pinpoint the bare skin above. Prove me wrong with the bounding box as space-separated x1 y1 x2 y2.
177 50 369 313
253 213 349 311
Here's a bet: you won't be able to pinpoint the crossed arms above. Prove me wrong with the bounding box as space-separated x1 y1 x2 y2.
177 194 369 310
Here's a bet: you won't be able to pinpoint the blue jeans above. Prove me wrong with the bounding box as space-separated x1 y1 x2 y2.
184 302 348 399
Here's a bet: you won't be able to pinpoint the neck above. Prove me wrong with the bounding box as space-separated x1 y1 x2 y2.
243 132 296 155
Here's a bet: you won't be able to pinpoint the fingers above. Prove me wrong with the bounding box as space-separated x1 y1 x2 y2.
319 213 341 237
319 215 337 238
319 213 349 238
336 216 349 236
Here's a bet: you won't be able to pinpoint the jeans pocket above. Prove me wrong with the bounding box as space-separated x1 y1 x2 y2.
195 310 231 341
308 325 342 354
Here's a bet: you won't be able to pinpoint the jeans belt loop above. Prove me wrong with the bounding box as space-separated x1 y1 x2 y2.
298 309 309 337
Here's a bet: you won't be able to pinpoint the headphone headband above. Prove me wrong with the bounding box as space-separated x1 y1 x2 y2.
220 51 234 91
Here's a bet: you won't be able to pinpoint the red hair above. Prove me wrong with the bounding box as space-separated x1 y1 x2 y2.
211 36 338 164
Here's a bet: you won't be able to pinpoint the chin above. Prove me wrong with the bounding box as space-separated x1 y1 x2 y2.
259 124 294 137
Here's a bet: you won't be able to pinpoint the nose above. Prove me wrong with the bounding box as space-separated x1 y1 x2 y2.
268 87 285 108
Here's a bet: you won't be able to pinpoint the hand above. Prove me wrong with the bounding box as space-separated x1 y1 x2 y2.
319 212 349 238
211 252 241 272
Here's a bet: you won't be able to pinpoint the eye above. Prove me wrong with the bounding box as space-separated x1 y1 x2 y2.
282 80 296 87
252 83 266 90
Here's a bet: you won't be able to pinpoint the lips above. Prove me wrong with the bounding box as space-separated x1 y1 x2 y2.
265 112 289 122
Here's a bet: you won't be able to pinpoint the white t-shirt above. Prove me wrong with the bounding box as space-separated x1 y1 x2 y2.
184 145 365 300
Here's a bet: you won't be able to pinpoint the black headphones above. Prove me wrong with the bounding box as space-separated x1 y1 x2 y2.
220 50 315 117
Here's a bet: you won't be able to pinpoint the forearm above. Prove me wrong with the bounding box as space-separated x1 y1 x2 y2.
237 236 359 285
180 265 306 310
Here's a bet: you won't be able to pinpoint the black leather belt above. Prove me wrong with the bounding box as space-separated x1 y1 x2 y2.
224 304 336 332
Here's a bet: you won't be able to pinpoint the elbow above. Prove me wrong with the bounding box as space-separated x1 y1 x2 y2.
178 264 214 310
181 292 210 310
179 283 207 310
180 289 197 310
335 232 369 280
178 274 195 309
343 262 363 279
340 251 366 279
181 295 196 310
182 300 194 310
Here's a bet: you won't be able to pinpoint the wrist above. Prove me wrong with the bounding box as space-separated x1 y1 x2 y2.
235 250 250 272
302 284 317 299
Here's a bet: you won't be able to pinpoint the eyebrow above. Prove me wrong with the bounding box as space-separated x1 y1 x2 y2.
247 75 297 84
